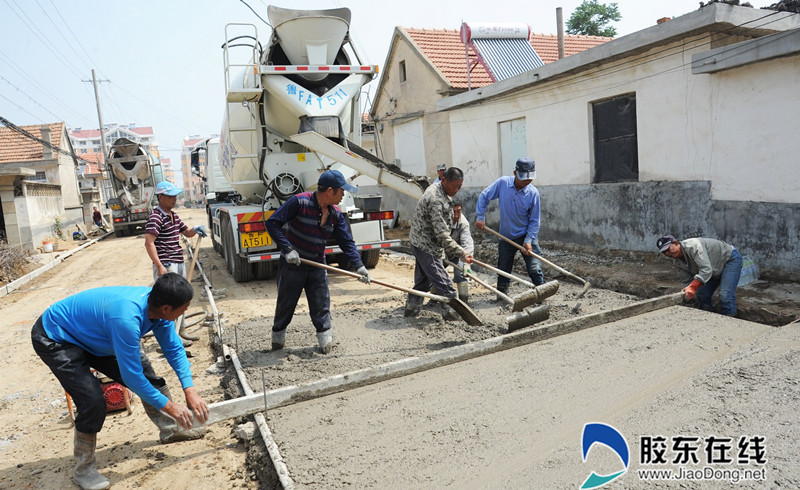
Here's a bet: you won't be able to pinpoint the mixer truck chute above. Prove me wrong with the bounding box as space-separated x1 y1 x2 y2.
210 6 428 282
105 137 159 237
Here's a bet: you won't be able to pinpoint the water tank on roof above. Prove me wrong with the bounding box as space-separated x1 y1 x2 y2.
460 22 530 43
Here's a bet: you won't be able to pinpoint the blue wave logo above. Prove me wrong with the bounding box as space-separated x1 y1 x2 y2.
580 423 630 489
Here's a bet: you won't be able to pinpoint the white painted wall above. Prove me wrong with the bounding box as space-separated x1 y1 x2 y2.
393 117 426 176
705 55 800 203
447 34 799 204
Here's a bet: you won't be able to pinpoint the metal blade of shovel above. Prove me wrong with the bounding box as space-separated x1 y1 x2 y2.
299 258 483 326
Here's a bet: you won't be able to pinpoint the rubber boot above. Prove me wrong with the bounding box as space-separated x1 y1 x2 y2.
404 294 423 317
271 329 286 351
456 281 469 302
73 430 110 490
142 385 206 444
317 329 333 354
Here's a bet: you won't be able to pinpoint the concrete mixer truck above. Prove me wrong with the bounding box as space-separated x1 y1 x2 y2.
105 137 159 237
210 6 428 282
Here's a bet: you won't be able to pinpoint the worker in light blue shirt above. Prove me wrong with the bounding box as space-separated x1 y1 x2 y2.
476 157 545 293
31 273 209 490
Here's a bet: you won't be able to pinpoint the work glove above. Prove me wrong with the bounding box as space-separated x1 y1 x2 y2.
193 225 208 238
682 278 703 301
285 249 301 266
458 259 473 276
356 266 371 284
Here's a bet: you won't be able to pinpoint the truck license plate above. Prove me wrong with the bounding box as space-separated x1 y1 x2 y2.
241 232 271 249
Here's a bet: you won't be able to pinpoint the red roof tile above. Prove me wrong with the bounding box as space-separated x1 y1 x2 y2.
403 28 612 89
0 122 66 164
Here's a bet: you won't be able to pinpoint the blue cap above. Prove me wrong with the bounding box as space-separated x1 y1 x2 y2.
318 170 357 193
515 158 536 180
155 180 183 196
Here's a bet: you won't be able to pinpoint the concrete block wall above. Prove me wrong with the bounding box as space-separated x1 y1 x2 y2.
370 181 799 278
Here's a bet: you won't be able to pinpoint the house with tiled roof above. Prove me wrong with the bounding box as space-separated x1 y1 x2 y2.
369 25 611 179
368 3 800 276
0 122 85 249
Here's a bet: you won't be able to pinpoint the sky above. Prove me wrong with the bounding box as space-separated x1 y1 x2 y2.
1 0 750 168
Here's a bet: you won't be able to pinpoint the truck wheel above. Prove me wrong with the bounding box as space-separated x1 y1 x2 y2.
114 229 124 238
361 249 381 269
221 213 252 283
254 261 278 280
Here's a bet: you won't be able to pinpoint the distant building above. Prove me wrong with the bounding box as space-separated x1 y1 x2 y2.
181 136 205 205
0 122 84 249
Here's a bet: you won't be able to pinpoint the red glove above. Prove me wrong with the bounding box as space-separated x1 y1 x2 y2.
682 279 703 301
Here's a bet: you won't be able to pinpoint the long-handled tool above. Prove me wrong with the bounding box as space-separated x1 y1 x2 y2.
481 225 591 297
444 259 514 307
445 260 558 312
299 258 483 326
180 236 204 341
470 257 536 289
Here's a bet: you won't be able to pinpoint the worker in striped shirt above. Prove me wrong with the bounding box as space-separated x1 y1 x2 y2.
145 180 207 346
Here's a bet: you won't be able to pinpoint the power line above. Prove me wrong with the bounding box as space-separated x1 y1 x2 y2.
0 74 64 121
0 115 90 164
2 0 85 80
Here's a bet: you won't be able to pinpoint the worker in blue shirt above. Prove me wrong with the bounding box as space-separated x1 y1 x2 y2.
476 158 545 294
266 169 370 354
31 273 209 490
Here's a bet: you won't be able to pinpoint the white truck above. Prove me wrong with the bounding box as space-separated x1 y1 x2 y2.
209 6 427 282
105 137 159 237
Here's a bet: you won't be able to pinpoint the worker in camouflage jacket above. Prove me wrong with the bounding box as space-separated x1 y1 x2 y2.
406 167 472 318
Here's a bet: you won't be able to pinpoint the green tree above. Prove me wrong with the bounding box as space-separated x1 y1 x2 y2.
566 0 621 37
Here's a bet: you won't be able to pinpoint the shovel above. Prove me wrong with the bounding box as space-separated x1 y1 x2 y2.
298 258 483 326
481 225 592 297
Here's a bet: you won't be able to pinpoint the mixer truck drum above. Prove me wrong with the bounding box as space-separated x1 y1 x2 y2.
270 173 303 200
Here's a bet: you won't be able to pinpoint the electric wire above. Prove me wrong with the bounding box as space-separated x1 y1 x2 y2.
0 115 91 164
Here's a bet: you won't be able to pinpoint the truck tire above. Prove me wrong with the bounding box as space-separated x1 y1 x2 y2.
221 213 252 283
254 261 278 280
361 249 381 269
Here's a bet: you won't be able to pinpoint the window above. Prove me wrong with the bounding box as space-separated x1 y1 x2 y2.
399 60 407 83
592 93 638 183
32 171 47 182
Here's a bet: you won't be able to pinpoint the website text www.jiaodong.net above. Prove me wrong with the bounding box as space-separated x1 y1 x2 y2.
637 466 766 484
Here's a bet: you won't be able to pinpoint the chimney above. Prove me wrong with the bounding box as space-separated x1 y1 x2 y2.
40 125 53 160
557 7 565 60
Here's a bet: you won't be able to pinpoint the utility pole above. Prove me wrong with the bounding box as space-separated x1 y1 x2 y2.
83 69 111 205
87 69 110 160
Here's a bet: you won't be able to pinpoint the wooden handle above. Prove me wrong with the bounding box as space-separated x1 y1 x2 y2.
445 259 513 304
299 258 449 302
469 257 536 288
481 225 587 286
186 236 202 282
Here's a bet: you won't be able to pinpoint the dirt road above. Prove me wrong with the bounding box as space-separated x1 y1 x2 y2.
0 208 256 489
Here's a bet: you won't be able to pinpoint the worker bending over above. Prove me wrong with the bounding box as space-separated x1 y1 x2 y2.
31 273 209 490
657 234 742 316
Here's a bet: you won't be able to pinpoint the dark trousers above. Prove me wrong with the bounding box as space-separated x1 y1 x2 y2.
273 260 331 333
411 244 457 298
497 236 545 291
31 316 164 433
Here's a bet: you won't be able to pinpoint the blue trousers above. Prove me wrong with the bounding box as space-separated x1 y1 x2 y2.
497 236 545 291
31 316 164 433
696 248 742 316
273 259 331 333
